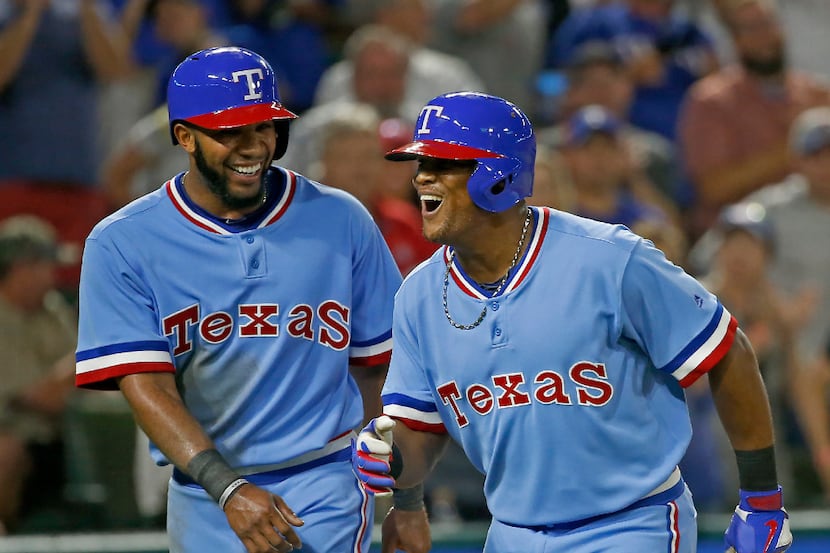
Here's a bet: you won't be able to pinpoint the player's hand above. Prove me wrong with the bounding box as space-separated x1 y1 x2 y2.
724 487 792 553
224 483 304 553
381 506 431 553
352 415 396 495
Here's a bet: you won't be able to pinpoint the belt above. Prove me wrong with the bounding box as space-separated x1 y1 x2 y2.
173 431 354 487
514 466 685 532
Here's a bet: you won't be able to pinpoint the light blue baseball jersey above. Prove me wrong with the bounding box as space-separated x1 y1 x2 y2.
76 166 402 469
382 206 737 526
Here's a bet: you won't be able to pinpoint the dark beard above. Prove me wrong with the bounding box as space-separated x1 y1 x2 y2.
741 53 786 77
193 141 265 211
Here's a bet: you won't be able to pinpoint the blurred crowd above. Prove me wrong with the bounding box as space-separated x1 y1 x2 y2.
1 0 829 536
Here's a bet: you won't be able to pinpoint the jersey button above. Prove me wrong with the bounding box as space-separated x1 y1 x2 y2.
251 259 260 269
246 236 255 244
494 328 502 336
490 302 499 311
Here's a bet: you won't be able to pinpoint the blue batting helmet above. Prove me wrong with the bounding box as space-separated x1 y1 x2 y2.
167 46 297 159
385 92 535 212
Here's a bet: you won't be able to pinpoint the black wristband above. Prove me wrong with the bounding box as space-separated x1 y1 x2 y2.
390 442 404 480
393 483 425 511
735 446 779 491
187 449 245 504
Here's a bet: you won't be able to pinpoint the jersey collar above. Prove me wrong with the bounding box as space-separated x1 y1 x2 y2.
166 166 296 234
443 206 549 300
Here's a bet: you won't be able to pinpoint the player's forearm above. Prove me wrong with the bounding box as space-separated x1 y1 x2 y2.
393 423 449 489
709 330 775 452
350 363 388 426
117 372 215 469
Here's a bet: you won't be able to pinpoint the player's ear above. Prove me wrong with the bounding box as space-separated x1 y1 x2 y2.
173 123 197 153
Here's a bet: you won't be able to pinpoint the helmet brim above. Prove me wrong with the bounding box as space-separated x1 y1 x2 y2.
385 139 504 161
185 102 298 130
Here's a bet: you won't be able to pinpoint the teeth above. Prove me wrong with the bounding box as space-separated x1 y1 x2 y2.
420 194 442 202
232 162 262 175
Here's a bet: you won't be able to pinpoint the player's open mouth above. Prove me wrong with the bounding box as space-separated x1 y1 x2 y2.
230 162 263 176
421 194 443 214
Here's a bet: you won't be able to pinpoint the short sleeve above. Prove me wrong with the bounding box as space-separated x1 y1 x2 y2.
619 238 737 387
75 234 173 389
347 207 402 366
381 291 446 434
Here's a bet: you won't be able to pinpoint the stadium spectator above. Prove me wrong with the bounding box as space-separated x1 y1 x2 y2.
793 335 830 504
0 0 132 292
324 0 485 113
310 105 435 276
142 0 229 106
537 40 683 206
684 202 798 510
688 106 830 505
428 0 548 113
547 0 719 141
282 26 426 175
377 117 420 208
100 103 189 209
678 0 830 239
526 145 576 212
554 105 673 228
225 0 336 114
0 216 78 534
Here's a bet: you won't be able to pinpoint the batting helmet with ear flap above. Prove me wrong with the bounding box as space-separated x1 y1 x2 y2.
385 91 536 212
167 46 297 160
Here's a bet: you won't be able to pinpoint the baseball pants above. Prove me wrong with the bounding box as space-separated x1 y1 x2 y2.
166 456 373 552
484 481 697 553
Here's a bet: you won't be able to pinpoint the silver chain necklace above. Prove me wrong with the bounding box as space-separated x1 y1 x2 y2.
442 207 532 330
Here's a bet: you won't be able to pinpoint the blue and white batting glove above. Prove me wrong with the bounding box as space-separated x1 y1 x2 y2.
351 415 396 496
724 486 792 553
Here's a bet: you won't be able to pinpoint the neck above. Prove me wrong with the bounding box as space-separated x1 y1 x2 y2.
183 171 267 221
453 206 532 284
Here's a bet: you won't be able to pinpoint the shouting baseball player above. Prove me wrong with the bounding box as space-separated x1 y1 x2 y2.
352 92 792 553
75 47 402 552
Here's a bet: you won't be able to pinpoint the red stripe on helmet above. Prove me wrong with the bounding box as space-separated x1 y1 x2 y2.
185 102 297 129
385 139 504 161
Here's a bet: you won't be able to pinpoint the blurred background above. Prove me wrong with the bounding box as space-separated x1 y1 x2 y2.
0 0 828 550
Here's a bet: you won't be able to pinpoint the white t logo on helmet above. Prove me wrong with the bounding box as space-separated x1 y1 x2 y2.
232 68 265 100
417 106 444 135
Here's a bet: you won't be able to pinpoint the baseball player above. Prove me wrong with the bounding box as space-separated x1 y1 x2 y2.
352 92 792 553
75 47 402 553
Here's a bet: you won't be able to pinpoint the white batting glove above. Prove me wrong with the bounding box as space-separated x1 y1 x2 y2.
351 415 396 496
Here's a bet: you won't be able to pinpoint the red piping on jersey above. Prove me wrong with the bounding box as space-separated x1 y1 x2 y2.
165 168 297 233
445 206 546 300
506 207 549 293
166 179 220 233
394 416 447 435
260 169 296 226
350 350 392 367
76 361 175 390
678 314 738 388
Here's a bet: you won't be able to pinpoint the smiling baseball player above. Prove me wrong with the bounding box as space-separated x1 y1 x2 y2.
75 47 402 553
352 91 792 553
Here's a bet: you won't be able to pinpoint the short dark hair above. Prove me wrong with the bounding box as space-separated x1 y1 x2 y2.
0 216 59 279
